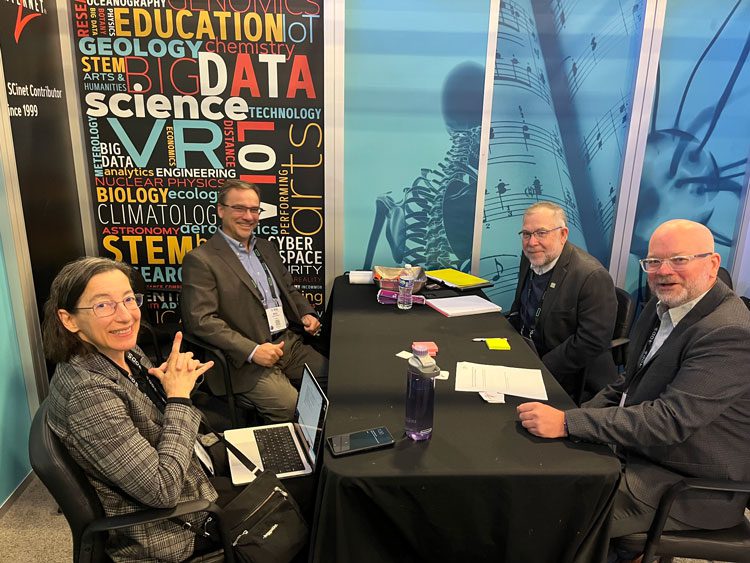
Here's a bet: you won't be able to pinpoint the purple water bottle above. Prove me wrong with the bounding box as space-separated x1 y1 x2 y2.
405 344 440 440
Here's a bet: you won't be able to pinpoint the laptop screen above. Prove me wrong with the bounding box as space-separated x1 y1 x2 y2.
295 364 328 467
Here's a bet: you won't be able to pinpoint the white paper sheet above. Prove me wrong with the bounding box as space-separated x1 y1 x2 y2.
455 362 547 400
348 270 374 284
479 391 505 403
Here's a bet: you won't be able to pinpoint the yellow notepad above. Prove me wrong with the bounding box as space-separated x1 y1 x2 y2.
485 338 511 350
425 268 492 289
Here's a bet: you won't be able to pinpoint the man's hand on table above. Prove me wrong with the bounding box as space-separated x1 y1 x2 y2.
517 402 567 438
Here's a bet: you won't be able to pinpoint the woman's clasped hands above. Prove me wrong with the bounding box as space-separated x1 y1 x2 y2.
148 331 214 399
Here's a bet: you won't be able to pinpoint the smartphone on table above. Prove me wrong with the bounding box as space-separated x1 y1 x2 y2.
326 426 395 457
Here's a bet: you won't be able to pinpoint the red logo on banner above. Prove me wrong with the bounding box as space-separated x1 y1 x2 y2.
14 3 42 43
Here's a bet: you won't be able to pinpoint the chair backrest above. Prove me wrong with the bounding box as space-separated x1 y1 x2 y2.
717 266 733 289
28 401 108 563
182 331 247 430
613 287 636 339
612 287 636 366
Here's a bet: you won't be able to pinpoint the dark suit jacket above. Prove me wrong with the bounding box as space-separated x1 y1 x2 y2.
566 281 750 529
47 348 216 562
181 233 316 395
510 241 618 397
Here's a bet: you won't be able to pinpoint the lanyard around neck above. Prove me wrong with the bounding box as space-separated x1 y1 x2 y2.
252 247 279 302
103 351 167 410
523 269 553 338
636 317 662 371
621 316 663 407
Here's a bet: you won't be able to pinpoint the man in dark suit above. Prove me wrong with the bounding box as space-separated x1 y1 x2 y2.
181 180 327 422
517 219 750 545
509 201 617 400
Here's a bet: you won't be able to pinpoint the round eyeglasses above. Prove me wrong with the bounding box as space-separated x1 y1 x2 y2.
76 294 144 318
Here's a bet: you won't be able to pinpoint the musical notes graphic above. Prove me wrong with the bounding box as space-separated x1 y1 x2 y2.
483 187 581 231
581 94 630 165
480 0 642 308
495 55 551 106
488 116 567 165
480 254 520 303
565 6 642 100
497 0 550 106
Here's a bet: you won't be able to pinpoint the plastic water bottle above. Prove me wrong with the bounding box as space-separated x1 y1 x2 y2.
397 274 414 310
405 344 440 440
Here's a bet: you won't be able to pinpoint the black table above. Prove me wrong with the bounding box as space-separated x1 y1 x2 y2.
310 277 620 563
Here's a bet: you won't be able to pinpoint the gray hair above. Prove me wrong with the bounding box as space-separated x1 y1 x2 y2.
524 201 568 227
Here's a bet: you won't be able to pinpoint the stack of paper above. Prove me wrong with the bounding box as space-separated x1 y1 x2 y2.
454 361 548 400
425 268 493 290
425 295 502 317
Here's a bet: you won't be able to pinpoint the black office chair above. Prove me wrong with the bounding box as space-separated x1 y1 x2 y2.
610 287 635 369
574 287 635 404
718 266 734 289
616 479 750 563
182 332 259 431
28 400 234 563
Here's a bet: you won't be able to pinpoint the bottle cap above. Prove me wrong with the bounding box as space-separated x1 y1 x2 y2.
412 341 438 356
412 344 429 356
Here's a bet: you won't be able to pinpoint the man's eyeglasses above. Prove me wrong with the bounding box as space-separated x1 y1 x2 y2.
219 203 263 216
638 253 713 273
76 294 144 318
518 226 563 241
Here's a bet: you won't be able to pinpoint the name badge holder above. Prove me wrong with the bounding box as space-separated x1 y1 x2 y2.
266 305 287 334
251 247 289 334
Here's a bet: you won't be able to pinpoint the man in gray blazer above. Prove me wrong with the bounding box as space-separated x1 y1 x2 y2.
509 201 618 401
517 219 750 542
182 180 327 422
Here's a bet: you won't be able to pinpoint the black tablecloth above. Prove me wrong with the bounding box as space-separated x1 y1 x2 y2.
310 277 620 563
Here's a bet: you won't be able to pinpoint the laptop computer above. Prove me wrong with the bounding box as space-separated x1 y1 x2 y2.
224 364 329 484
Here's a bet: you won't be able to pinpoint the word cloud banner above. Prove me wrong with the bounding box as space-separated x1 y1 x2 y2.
71 0 325 323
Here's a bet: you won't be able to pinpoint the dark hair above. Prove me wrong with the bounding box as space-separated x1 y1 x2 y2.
42 257 133 363
217 180 261 205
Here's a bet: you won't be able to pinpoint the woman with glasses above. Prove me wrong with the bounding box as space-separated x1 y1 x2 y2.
42 257 219 562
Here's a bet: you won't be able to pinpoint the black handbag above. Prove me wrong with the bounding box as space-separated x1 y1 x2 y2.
198 419 309 563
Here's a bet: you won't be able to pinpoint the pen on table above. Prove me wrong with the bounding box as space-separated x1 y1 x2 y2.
472 338 492 342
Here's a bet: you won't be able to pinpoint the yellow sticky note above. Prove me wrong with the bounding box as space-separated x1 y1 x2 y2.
486 338 511 350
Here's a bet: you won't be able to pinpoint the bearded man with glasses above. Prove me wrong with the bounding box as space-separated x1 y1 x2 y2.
182 179 327 423
508 201 618 402
517 219 750 559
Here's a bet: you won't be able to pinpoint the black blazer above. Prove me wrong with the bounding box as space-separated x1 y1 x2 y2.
181 233 316 395
510 242 618 398
568 281 750 529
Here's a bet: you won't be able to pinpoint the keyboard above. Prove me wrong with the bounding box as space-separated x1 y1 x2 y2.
254 426 305 474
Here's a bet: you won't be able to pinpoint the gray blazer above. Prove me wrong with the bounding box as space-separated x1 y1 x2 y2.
510 241 618 397
47 348 217 562
566 281 750 529
181 233 316 395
